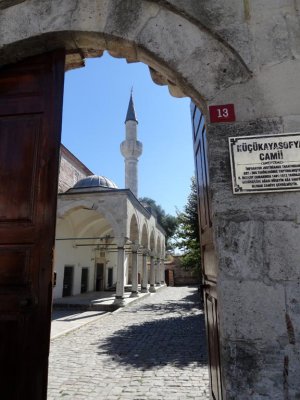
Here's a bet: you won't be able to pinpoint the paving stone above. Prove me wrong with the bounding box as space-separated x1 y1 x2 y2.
48 286 209 399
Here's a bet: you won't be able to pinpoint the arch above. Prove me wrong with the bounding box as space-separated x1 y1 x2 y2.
77 218 114 239
129 213 139 244
57 199 121 239
149 229 155 252
56 214 75 238
0 0 250 105
140 222 149 249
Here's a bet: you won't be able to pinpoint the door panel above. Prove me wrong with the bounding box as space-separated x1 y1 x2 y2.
81 268 89 293
191 103 222 399
63 266 74 297
108 267 113 287
205 290 222 400
96 263 104 291
0 50 65 399
0 115 41 221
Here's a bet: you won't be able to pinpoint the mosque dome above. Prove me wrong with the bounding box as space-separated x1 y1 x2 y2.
70 175 118 192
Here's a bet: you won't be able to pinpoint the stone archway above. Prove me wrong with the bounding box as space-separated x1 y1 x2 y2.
0 3 249 399
0 0 250 109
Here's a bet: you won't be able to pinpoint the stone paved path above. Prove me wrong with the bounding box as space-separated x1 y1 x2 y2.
51 310 107 339
48 286 210 400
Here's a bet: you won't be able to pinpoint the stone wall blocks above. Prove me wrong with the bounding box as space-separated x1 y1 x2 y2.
167 81 185 98
71 32 107 53
135 5 250 99
157 0 253 67
221 337 286 399
104 0 160 41
148 66 168 86
213 203 297 223
217 221 264 280
218 279 286 342
265 221 300 281
286 282 300 316
284 344 300 397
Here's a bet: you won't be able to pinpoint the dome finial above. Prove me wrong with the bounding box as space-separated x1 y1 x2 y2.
125 88 138 124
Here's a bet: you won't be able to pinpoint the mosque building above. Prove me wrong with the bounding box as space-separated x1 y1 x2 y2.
53 93 166 305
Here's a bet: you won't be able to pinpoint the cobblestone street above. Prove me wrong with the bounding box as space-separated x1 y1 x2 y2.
48 286 210 400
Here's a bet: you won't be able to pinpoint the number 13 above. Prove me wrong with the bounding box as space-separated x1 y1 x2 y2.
217 108 229 118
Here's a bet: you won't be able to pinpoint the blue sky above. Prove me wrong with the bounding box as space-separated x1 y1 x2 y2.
61 52 194 216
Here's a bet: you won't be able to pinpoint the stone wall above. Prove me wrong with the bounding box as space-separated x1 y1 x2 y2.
165 255 199 286
58 145 93 193
208 119 300 399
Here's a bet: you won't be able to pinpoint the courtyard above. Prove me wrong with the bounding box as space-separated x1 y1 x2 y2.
48 286 209 400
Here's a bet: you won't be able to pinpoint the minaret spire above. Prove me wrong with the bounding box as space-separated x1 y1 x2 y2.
120 91 142 197
125 88 138 124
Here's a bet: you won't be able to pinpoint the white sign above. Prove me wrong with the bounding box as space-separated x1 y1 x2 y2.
229 133 300 194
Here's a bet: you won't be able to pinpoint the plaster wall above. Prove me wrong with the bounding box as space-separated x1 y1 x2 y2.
54 211 119 299
54 217 95 299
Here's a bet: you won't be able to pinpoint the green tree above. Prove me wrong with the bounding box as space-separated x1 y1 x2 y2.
175 177 201 274
139 197 178 250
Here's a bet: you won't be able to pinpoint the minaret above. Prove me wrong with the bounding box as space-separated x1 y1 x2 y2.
120 91 143 197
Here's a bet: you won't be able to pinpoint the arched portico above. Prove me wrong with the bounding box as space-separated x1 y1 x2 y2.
129 213 139 244
140 222 149 250
58 199 122 239
149 230 156 292
155 237 162 286
128 213 139 297
140 223 149 293
55 202 121 298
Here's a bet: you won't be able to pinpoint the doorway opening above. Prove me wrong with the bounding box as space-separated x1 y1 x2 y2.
49 50 211 396
0 36 233 398
53 52 195 302
62 266 74 297
81 267 89 293
95 263 104 291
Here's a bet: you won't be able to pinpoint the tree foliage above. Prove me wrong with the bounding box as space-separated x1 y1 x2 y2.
139 197 178 250
175 177 201 273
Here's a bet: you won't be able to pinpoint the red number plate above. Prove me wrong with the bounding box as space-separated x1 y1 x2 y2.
209 104 236 123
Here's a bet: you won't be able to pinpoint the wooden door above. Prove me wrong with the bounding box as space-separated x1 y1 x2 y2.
96 263 104 291
81 268 89 293
191 102 223 399
108 267 113 288
63 266 74 297
0 50 65 399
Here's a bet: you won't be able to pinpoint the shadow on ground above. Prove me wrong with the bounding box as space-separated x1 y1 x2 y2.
97 287 207 369
127 287 203 316
51 310 104 322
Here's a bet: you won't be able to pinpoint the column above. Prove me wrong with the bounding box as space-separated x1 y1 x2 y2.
114 246 125 306
149 254 156 293
155 258 161 286
141 251 148 293
160 259 165 285
130 245 139 297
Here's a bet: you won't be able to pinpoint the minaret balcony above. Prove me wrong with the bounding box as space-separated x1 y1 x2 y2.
120 140 143 158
